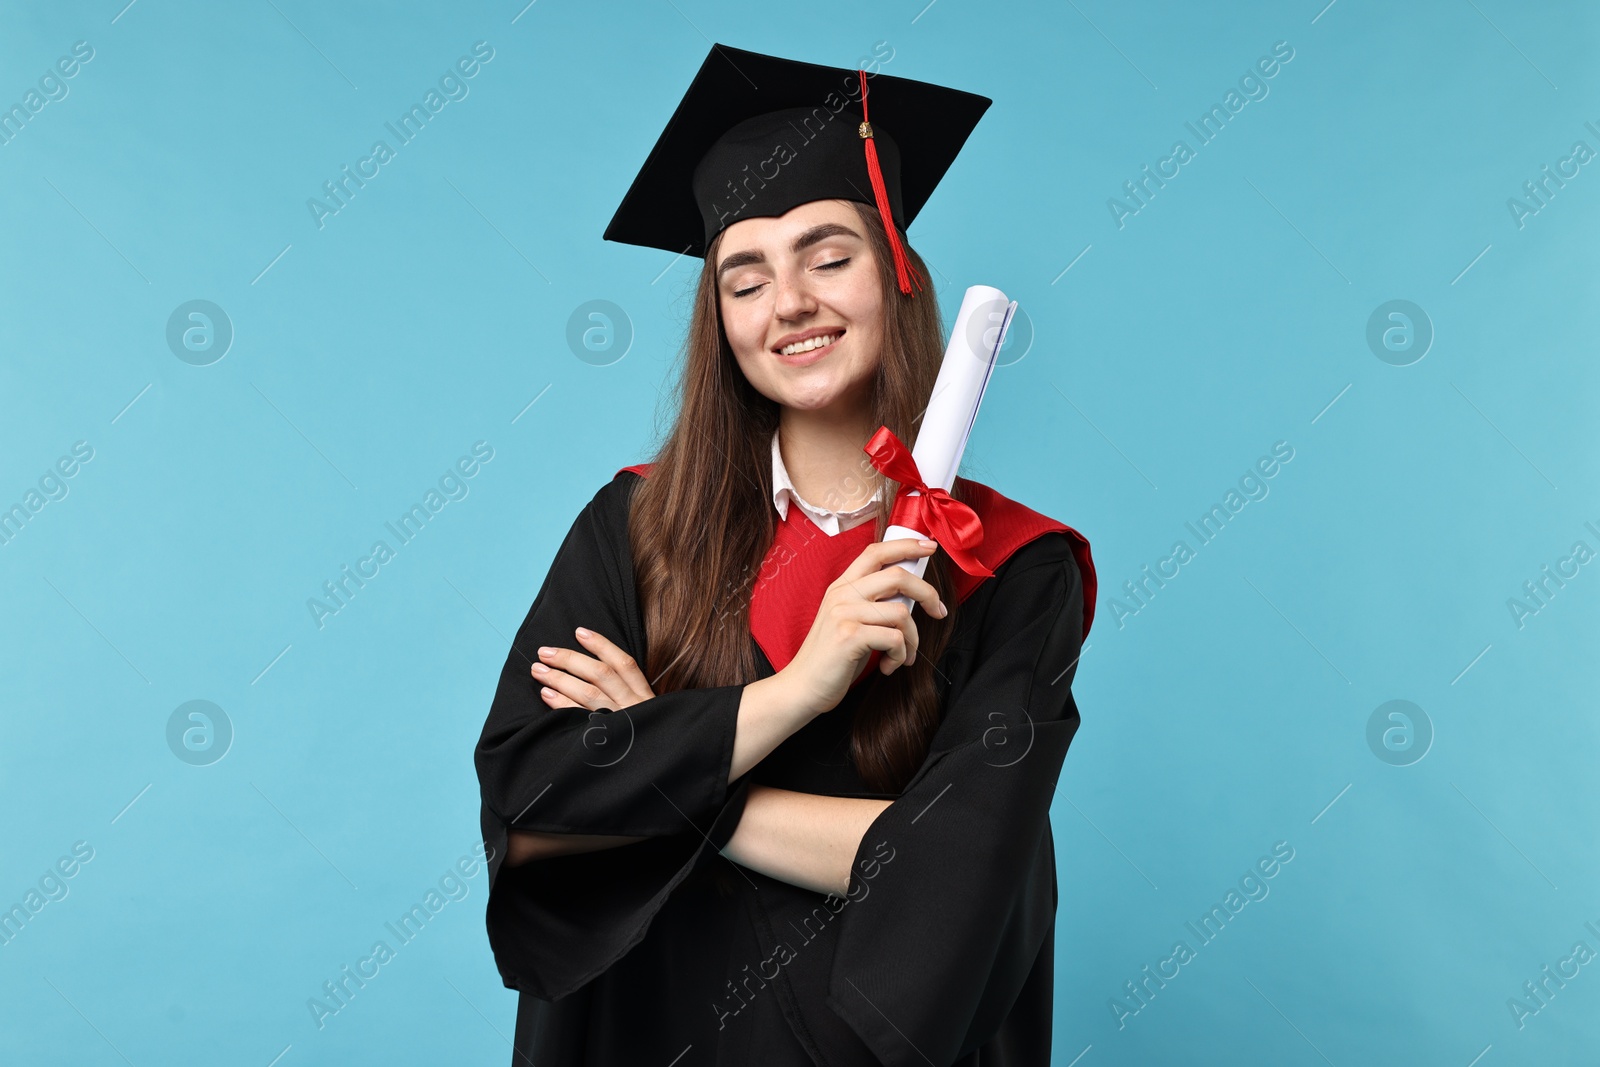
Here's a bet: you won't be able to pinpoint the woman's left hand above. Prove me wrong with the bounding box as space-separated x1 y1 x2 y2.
509 628 656 868
532 627 656 711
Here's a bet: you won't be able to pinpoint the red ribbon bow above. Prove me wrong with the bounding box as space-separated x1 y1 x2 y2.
863 425 993 578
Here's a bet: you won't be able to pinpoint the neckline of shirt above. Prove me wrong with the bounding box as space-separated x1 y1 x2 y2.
770 430 882 537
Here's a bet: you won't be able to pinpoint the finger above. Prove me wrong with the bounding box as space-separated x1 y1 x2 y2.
896 571 948 620
883 625 911 673
838 538 938 585
835 602 920 668
531 663 583 705
835 565 946 620
531 662 610 711
846 619 912 674
538 683 582 709
573 627 654 701
537 645 631 708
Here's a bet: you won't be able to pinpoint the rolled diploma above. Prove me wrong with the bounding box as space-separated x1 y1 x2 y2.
883 284 1017 610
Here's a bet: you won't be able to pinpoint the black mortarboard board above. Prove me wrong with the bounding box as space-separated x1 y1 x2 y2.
603 43 992 293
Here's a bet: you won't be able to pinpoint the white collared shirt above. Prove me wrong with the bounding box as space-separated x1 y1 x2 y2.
770 430 881 537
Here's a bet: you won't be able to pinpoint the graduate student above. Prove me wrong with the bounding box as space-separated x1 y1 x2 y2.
474 43 1098 1067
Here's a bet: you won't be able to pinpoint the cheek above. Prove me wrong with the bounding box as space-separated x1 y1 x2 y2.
721 299 764 354
719 303 768 381
844 299 883 367
849 327 883 379
838 279 883 348
848 261 884 313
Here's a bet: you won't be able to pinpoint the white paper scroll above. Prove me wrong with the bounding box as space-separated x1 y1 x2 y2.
883 284 1017 609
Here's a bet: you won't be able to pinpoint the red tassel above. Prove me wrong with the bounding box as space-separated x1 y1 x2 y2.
858 70 925 296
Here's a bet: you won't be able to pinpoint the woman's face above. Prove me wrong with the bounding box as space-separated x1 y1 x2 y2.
715 199 884 420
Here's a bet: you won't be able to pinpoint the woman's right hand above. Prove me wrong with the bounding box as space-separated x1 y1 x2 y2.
777 538 949 717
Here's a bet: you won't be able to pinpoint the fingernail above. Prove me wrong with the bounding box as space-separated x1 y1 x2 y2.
576 627 591 638
918 539 936 549
538 646 554 657
532 663 549 673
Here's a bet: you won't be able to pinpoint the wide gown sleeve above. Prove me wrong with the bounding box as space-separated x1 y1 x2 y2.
474 472 754 999
475 472 747 839
824 531 1089 1066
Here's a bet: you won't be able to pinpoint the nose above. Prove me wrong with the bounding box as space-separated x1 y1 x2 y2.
771 263 818 323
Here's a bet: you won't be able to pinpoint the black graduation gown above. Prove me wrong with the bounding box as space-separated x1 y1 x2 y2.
474 470 1089 1067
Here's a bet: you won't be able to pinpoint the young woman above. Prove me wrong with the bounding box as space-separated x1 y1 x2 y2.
475 44 1096 1067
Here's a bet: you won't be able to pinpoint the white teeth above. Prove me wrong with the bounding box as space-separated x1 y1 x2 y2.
779 333 840 356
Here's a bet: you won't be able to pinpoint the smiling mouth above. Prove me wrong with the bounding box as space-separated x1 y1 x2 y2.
775 331 844 356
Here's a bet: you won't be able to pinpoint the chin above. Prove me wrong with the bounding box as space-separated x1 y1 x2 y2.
775 387 844 411
778 376 869 412
743 350 875 412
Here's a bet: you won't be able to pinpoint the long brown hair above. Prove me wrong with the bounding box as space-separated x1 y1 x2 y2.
628 201 966 793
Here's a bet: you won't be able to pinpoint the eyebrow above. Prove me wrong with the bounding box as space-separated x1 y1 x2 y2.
716 222 862 279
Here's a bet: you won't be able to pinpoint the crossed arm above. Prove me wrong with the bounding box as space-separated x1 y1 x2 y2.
509 786 891 897
505 630 891 897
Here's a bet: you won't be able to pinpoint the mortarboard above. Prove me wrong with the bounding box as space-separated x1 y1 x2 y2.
602 43 992 295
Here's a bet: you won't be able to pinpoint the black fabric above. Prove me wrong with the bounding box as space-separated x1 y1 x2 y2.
601 43 992 257
692 104 906 248
475 470 1087 1066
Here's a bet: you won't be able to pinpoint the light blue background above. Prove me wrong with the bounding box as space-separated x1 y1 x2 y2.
2 1 1595 1064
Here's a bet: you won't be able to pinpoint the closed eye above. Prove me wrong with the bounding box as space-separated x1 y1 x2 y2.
731 258 851 298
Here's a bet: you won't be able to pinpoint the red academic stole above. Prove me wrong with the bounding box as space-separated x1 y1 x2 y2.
617 441 1097 687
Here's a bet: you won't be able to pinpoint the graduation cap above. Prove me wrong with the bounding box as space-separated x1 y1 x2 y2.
602 44 992 295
